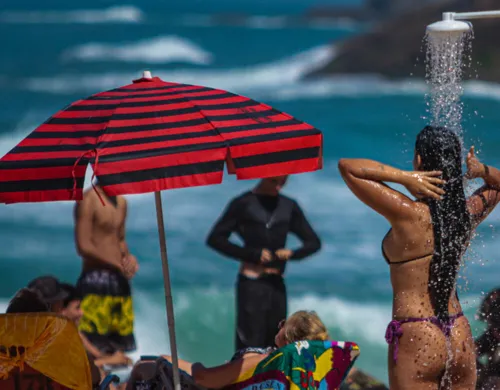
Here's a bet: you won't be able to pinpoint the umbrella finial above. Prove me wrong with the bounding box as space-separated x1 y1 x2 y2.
143 70 153 79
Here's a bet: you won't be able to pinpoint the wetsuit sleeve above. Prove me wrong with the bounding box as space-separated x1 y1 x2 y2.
289 201 321 260
206 198 261 264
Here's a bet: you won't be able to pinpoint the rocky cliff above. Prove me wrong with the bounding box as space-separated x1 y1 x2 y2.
309 0 500 82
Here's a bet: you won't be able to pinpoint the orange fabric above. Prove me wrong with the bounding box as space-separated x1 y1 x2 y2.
0 313 92 390
1 364 71 390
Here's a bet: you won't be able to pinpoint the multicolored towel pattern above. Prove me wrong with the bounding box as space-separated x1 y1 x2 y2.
226 340 360 390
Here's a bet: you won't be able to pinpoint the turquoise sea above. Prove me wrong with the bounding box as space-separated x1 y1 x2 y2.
1 0 500 384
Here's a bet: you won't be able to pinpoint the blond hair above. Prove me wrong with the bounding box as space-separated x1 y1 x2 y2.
283 310 329 343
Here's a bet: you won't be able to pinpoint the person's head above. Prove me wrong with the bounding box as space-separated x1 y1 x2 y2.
257 176 289 195
478 288 500 328
6 288 49 314
414 125 462 179
274 310 329 348
59 283 83 325
414 125 471 321
27 276 69 314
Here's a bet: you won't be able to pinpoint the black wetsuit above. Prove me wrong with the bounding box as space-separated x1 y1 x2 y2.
206 191 321 350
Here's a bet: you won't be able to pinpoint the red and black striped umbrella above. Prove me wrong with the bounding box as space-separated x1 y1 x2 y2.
0 73 324 390
0 75 322 204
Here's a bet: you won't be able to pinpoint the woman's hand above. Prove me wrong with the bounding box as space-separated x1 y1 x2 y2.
466 146 486 179
403 171 445 200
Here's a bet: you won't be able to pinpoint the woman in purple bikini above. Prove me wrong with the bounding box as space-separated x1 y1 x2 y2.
338 125 500 389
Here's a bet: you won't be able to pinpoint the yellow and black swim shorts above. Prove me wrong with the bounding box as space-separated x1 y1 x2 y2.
77 269 136 354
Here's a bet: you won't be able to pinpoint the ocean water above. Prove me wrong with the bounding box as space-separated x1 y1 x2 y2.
1 0 500 384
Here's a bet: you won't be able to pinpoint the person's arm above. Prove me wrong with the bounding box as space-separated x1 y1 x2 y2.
162 354 268 389
119 197 129 258
160 355 196 376
466 147 500 227
288 202 321 260
80 332 103 359
74 195 123 270
206 198 262 264
95 351 132 368
118 198 139 279
192 354 267 388
338 159 444 223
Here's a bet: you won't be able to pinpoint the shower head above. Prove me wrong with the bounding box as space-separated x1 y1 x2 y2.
426 20 471 35
426 12 472 36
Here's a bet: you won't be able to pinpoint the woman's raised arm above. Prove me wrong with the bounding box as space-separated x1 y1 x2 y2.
338 158 444 223
466 146 500 226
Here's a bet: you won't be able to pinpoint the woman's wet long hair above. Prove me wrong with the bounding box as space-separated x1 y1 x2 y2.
415 126 471 320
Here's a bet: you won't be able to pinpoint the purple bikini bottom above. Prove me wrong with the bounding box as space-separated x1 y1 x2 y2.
385 312 464 362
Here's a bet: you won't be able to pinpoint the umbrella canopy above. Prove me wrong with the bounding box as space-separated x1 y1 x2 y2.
0 76 322 204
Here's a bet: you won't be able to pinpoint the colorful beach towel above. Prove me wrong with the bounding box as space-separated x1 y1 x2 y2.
227 340 359 390
154 341 359 390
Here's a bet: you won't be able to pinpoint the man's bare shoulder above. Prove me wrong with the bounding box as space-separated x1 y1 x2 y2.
74 189 97 220
75 188 101 214
81 188 99 203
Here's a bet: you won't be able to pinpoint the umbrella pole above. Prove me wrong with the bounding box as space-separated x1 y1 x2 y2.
154 191 181 390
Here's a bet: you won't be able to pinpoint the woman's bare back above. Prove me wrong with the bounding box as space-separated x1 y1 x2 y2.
384 202 463 317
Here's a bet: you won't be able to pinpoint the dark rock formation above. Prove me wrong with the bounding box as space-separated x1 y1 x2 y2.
303 0 444 24
302 6 372 23
309 0 500 82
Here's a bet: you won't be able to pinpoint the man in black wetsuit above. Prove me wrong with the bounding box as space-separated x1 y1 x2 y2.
206 175 321 351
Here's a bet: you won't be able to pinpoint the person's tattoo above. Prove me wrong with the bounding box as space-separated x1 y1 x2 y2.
379 164 385 171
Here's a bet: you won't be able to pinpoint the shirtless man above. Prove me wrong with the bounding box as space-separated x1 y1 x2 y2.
206 176 321 350
74 182 139 355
